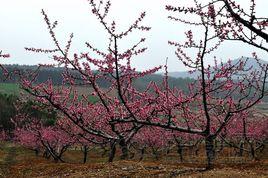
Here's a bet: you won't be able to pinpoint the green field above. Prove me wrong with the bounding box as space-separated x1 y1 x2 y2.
0 83 99 103
0 82 267 111
0 83 20 95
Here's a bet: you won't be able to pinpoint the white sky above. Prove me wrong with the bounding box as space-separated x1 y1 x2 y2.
0 0 267 72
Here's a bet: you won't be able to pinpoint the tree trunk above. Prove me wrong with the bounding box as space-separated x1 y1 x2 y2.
82 145 89 164
259 144 265 153
53 156 59 163
195 148 199 156
205 136 215 169
249 142 256 160
218 139 224 153
139 147 145 161
177 143 183 162
43 149 50 159
51 152 64 163
119 138 128 160
238 141 244 157
108 141 116 162
152 147 159 160
34 149 39 157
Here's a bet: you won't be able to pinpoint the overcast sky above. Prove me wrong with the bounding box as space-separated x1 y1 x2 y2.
0 0 267 72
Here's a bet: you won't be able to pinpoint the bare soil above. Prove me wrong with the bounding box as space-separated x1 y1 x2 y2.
0 143 267 178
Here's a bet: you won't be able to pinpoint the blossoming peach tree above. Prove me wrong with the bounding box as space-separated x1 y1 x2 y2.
222 109 268 159
116 0 268 168
0 0 267 169
114 0 267 168
162 0 268 168
16 0 160 162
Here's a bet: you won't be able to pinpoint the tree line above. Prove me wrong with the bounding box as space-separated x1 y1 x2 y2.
0 64 194 92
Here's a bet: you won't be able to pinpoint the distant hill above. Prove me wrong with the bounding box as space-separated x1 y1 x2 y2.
167 71 199 79
165 57 268 79
0 64 194 92
231 57 268 69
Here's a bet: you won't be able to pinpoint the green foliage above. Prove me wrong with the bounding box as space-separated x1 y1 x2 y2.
0 93 18 132
0 92 58 134
20 100 57 126
87 95 99 104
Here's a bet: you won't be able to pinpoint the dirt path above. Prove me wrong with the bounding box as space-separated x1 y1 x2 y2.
0 144 17 177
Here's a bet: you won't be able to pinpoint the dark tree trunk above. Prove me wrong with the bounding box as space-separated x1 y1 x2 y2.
259 144 265 153
82 145 89 164
238 141 244 157
218 139 224 153
51 152 64 163
195 146 200 156
139 147 145 161
166 142 173 155
43 149 50 159
249 142 256 159
129 151 135 159
174 137 184 162
108 140 117 162
53 157 59 163
34 149 39 156
205 136 215 169
177 143 183 162
119 138 128 160
46 147 65 163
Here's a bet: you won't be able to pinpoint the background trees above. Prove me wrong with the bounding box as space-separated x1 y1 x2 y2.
0 93 17 135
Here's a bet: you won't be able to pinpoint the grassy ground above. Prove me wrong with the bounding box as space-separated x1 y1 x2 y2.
0 83 20 95
0 83 101 103
0 143 267 178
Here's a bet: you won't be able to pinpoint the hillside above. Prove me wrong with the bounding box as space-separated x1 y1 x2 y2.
166 57 268 79
0 65 193 92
